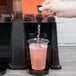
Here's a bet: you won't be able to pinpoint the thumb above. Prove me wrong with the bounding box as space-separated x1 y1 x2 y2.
39 5 50 11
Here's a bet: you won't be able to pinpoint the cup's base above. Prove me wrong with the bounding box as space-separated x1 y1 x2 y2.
29 64 49 76
29 68 49 75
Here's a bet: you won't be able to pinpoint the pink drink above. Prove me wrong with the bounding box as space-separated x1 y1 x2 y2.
29 43 47 70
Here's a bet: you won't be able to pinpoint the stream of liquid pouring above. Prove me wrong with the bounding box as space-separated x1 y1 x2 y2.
37 24 41 42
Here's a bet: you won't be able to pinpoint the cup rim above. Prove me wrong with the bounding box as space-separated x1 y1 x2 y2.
28 38 49 45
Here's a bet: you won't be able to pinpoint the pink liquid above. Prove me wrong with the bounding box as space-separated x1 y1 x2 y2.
29 43 47 70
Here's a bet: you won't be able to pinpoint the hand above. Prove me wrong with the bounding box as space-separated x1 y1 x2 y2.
39 0 66 17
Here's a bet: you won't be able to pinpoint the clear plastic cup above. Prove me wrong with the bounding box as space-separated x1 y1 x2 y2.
28 38 49 71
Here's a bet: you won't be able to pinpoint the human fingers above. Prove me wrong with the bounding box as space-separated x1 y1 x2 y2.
47 10 63 17
55 11 63 17
39 4 50 11
47 10 54 15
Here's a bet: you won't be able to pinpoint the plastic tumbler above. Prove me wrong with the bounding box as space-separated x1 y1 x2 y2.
28 38 49 71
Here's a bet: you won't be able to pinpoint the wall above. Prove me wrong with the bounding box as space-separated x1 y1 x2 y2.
56 17 76 46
